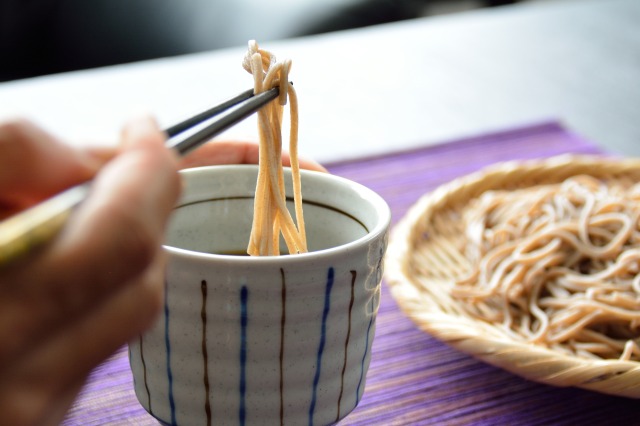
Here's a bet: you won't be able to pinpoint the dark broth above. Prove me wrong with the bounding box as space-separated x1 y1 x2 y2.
213 250 291 256
214 250 250 256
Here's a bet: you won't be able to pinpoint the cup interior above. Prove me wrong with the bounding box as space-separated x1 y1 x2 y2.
166 165 388 255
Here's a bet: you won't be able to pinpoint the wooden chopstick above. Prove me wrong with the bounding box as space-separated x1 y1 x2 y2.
0 86 280 268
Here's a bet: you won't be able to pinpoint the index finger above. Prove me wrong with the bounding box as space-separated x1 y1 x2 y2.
180 140 327 172
0 119 100 201
0 118 116 214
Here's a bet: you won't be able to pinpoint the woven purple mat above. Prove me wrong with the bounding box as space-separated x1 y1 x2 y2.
64 121 638 425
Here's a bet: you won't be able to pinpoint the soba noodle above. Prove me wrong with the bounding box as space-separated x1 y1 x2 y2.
453 175 640 361
242 41 307 256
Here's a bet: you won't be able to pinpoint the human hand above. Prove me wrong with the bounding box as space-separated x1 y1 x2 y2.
0 117 180 425
0 118 324 425
180 139 327 172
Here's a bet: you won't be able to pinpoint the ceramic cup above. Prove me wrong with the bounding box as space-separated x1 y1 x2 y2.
129 165 390 426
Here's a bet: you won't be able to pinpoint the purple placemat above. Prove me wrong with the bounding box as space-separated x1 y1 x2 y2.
64 121 638 426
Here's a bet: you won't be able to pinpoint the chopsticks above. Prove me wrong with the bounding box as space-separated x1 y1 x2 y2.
166 86 278 154
0 86 280 268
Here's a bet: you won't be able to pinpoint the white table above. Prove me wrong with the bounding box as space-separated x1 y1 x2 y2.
0 0 638 163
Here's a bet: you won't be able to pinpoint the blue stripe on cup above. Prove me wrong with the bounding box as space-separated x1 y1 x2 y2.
308 267 335 426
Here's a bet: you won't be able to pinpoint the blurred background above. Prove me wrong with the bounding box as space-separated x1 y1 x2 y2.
1 0 552 82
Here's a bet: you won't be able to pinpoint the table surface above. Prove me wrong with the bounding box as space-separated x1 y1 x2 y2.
3 0 640 424
0 0 638 163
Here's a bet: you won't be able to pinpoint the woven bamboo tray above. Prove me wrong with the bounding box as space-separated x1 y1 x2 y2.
385 154 640 398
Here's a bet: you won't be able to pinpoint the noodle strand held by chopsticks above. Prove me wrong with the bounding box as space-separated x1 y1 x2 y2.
243 41 307 256
453 175 640 361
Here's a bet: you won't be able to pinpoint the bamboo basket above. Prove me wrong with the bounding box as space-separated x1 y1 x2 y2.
385 154 640 398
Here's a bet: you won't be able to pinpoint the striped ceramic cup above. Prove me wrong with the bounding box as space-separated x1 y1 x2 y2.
129 165 390 426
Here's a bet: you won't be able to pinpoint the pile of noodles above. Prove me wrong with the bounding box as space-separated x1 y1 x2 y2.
242 41 307 256
453 175 640 361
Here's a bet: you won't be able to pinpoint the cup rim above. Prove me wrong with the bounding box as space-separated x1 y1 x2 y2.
163 164 390 263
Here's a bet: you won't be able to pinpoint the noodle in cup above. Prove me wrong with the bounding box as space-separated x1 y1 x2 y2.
129 165 390 426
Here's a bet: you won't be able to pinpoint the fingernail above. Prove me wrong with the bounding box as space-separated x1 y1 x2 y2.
121 116 160 148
